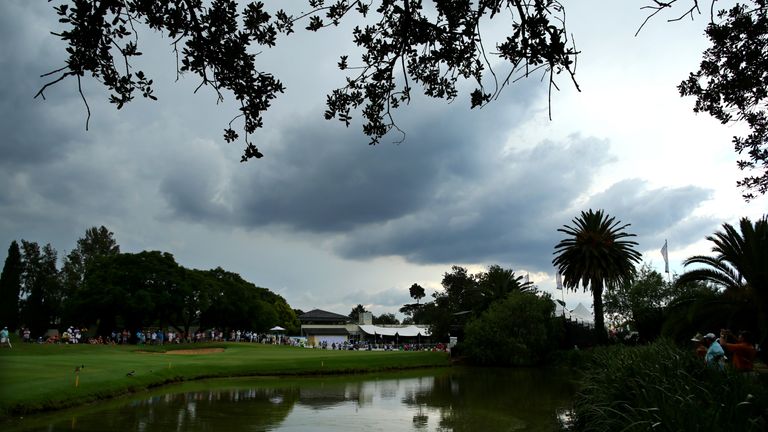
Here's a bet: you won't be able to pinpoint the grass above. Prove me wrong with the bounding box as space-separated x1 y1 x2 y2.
0 341 450 417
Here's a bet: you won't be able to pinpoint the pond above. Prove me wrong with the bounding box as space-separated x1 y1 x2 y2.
5 367 577 431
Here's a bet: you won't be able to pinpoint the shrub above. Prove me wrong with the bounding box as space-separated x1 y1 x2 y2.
463 292 562 366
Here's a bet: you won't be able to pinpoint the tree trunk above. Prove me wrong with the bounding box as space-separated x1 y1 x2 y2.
592 277 607 343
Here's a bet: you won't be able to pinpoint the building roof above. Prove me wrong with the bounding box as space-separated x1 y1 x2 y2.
298 309 351 323
302 327 350 336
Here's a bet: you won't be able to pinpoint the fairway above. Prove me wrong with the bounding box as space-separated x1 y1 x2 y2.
0 342 449 417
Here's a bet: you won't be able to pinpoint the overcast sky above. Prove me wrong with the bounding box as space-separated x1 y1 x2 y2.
1 1 765 318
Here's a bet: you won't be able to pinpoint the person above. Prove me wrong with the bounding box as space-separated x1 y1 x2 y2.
691 333 707 359
702 333 725 369
720 329 757 372
0 326 11 348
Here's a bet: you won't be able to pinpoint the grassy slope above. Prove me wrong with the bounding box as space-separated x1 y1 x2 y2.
0 342 449 416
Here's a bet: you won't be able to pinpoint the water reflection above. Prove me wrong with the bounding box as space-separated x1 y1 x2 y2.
5 368 575 431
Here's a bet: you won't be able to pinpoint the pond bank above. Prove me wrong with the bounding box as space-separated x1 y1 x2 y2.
0 342 450 417
3 367 579 432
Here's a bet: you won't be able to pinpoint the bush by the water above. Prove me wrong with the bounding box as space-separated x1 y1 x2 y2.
463 291 562 366
567 340 768 431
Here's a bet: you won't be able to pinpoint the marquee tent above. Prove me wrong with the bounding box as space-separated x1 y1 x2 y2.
555 302 594 325
358 325 431 337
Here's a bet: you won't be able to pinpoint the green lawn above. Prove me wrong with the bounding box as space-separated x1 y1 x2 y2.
0 341 449 416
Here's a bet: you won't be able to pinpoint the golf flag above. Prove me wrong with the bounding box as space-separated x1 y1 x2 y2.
660 240 669 273
556 272 563 290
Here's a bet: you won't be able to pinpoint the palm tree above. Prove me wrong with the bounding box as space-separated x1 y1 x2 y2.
553 209 642 341
676 216 768 336
476 265 533 311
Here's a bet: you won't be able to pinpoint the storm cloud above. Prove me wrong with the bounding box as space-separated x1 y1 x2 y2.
1 1 761 315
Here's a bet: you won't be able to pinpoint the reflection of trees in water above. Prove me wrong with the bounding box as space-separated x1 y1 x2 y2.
296 376 435 410
37 370 573 431
402 368 577 432
66 387 299 431
297 383 352 410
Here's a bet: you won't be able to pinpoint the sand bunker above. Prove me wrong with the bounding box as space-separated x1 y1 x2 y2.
165 348 225 355
137 348 225 355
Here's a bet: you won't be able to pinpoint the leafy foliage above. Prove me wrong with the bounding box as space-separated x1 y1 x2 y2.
409 264 531 340
61 225 120 307
604 264 668 326
553 209 642 342
678 1 768 199
198 267 287 333
19 241 62 336
463 291 561 366
38 1 768 199
40 0 284 162
373 312 400 325
408 282 425 304
6 228 297 337
40 0 577 160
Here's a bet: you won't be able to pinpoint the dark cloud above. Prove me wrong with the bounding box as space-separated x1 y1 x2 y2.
584 179 716 253
160 82 542 232
342 288 412 311
335 140 716 272
156 90 715 273
334 135 615 269
0 1 725 312
0 2 92 168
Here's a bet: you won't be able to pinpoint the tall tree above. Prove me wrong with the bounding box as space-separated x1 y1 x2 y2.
74 251 182 334
676 216 768 337
62 226 120 300
409 283 425 304
553 209 642 342
20 241 62 336
441 265 481 313
604 264 669 327
0 241 23 330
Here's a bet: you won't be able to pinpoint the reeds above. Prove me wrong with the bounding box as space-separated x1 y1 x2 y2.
566 340 767 431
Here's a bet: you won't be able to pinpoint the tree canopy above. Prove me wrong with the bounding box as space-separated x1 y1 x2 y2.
2 227 298 338
37 1 768 198
676 1 768 199
38 0 577 161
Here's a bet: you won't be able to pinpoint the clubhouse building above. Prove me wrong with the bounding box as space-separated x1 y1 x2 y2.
298 309 431 347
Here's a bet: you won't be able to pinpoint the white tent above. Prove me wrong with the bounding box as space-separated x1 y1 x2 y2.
570 303 594 324
269 326 286 332
358 325 431 337
555 303 594 325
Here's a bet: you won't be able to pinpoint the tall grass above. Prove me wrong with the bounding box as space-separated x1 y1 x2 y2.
568 340 767 431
